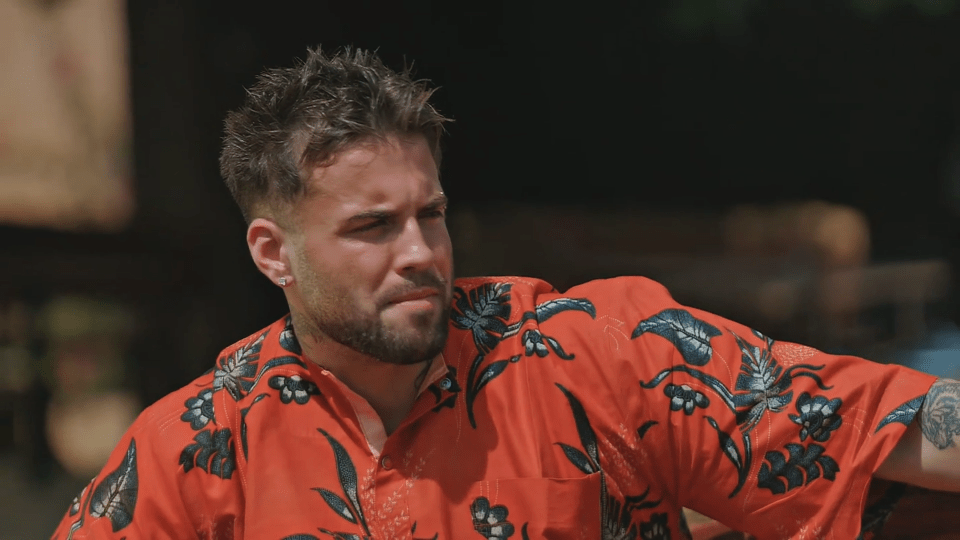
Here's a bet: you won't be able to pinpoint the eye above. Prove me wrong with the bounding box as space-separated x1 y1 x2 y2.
352 219 387 233
421 206 447 220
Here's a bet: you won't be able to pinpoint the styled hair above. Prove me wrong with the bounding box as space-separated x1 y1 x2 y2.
219 46 448 223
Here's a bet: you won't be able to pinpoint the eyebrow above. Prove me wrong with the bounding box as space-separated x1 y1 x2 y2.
343 209 392 226
422 193 449 212
343 193 448 226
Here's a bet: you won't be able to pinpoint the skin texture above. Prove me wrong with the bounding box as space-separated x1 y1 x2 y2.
246 134 453 433
878 378 960 492
920 379 960 450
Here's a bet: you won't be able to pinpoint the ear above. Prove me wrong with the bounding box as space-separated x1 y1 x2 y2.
247 217 290 286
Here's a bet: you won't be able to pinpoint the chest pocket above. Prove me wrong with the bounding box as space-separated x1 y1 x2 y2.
406 473 603 540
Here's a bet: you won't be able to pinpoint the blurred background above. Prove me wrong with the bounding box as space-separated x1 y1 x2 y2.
2 0 960 537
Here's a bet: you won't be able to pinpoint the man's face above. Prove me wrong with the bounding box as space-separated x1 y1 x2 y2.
284 134 453 365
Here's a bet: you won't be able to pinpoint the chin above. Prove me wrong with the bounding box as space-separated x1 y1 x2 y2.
394 328 449 363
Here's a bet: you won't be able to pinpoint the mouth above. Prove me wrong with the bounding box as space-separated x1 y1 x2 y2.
387 288 441 305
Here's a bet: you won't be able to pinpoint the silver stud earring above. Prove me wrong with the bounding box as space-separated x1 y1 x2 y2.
278 277 287 287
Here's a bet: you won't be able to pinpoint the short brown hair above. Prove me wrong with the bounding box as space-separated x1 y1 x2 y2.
219 46 448 223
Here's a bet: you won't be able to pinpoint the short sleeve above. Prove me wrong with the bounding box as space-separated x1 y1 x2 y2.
564 276 938 538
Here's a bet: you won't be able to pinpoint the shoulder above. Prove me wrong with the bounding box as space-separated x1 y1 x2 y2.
560 276 676 309
50 317 302 537
132 315 305 448
452 275 673 305
446 275 683 370
451 275 677 324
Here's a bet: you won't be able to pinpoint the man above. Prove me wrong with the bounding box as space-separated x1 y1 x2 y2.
52 47 959 539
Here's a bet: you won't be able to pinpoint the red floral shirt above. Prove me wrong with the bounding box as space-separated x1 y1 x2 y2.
52 276 936 539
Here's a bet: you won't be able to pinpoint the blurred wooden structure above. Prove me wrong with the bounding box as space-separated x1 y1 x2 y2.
0 0 133 231
450 201 952 351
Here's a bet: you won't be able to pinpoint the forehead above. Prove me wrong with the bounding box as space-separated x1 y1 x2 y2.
297 135 440 215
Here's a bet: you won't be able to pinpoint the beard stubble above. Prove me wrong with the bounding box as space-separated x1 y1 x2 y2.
296 258 452 366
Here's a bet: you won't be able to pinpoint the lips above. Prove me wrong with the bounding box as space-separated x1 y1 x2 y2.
387 287 440 305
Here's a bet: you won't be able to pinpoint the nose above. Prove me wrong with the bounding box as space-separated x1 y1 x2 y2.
395 219 434 273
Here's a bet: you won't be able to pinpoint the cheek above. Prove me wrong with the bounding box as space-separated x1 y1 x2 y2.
295 243 328 277
303 237 373 272
342 243 396 285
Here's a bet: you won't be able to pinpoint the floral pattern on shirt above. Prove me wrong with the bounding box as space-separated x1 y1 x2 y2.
454 282 596 428
663 384 710 415
278 427 447 540
637 322 834 498
240 393 269 460
51 276 939 540
213 330 268 400
269 374 321 404
88 438 139 532
757 442 840 494
556 383 668 540
875 395 926 433
789 392 842 442
632 308 721 366
179 428 236 479
179 328 307 478
280 315 302 355
470 497 519 540
181 388 216 429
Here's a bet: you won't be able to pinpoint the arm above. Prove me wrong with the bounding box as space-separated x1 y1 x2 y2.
680 375 956 540
876 378 960 492
563 276 941 537
685 379 960 539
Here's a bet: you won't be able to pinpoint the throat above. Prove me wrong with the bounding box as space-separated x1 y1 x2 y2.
370 360 433 435
377 402 413 436
295 327 439 436
324 357 433 436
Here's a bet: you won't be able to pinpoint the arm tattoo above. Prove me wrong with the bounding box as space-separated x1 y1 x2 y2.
920 379 960 450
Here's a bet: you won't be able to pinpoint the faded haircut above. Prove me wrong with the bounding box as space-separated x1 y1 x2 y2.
220 46 448 223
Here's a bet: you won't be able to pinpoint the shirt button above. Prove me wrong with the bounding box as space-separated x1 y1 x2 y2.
380 455 393 470
438 378 452 390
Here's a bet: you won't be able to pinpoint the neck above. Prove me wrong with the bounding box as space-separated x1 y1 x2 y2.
296 327 432 435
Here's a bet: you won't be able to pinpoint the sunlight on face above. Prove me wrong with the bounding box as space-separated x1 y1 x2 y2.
286 135 454 365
